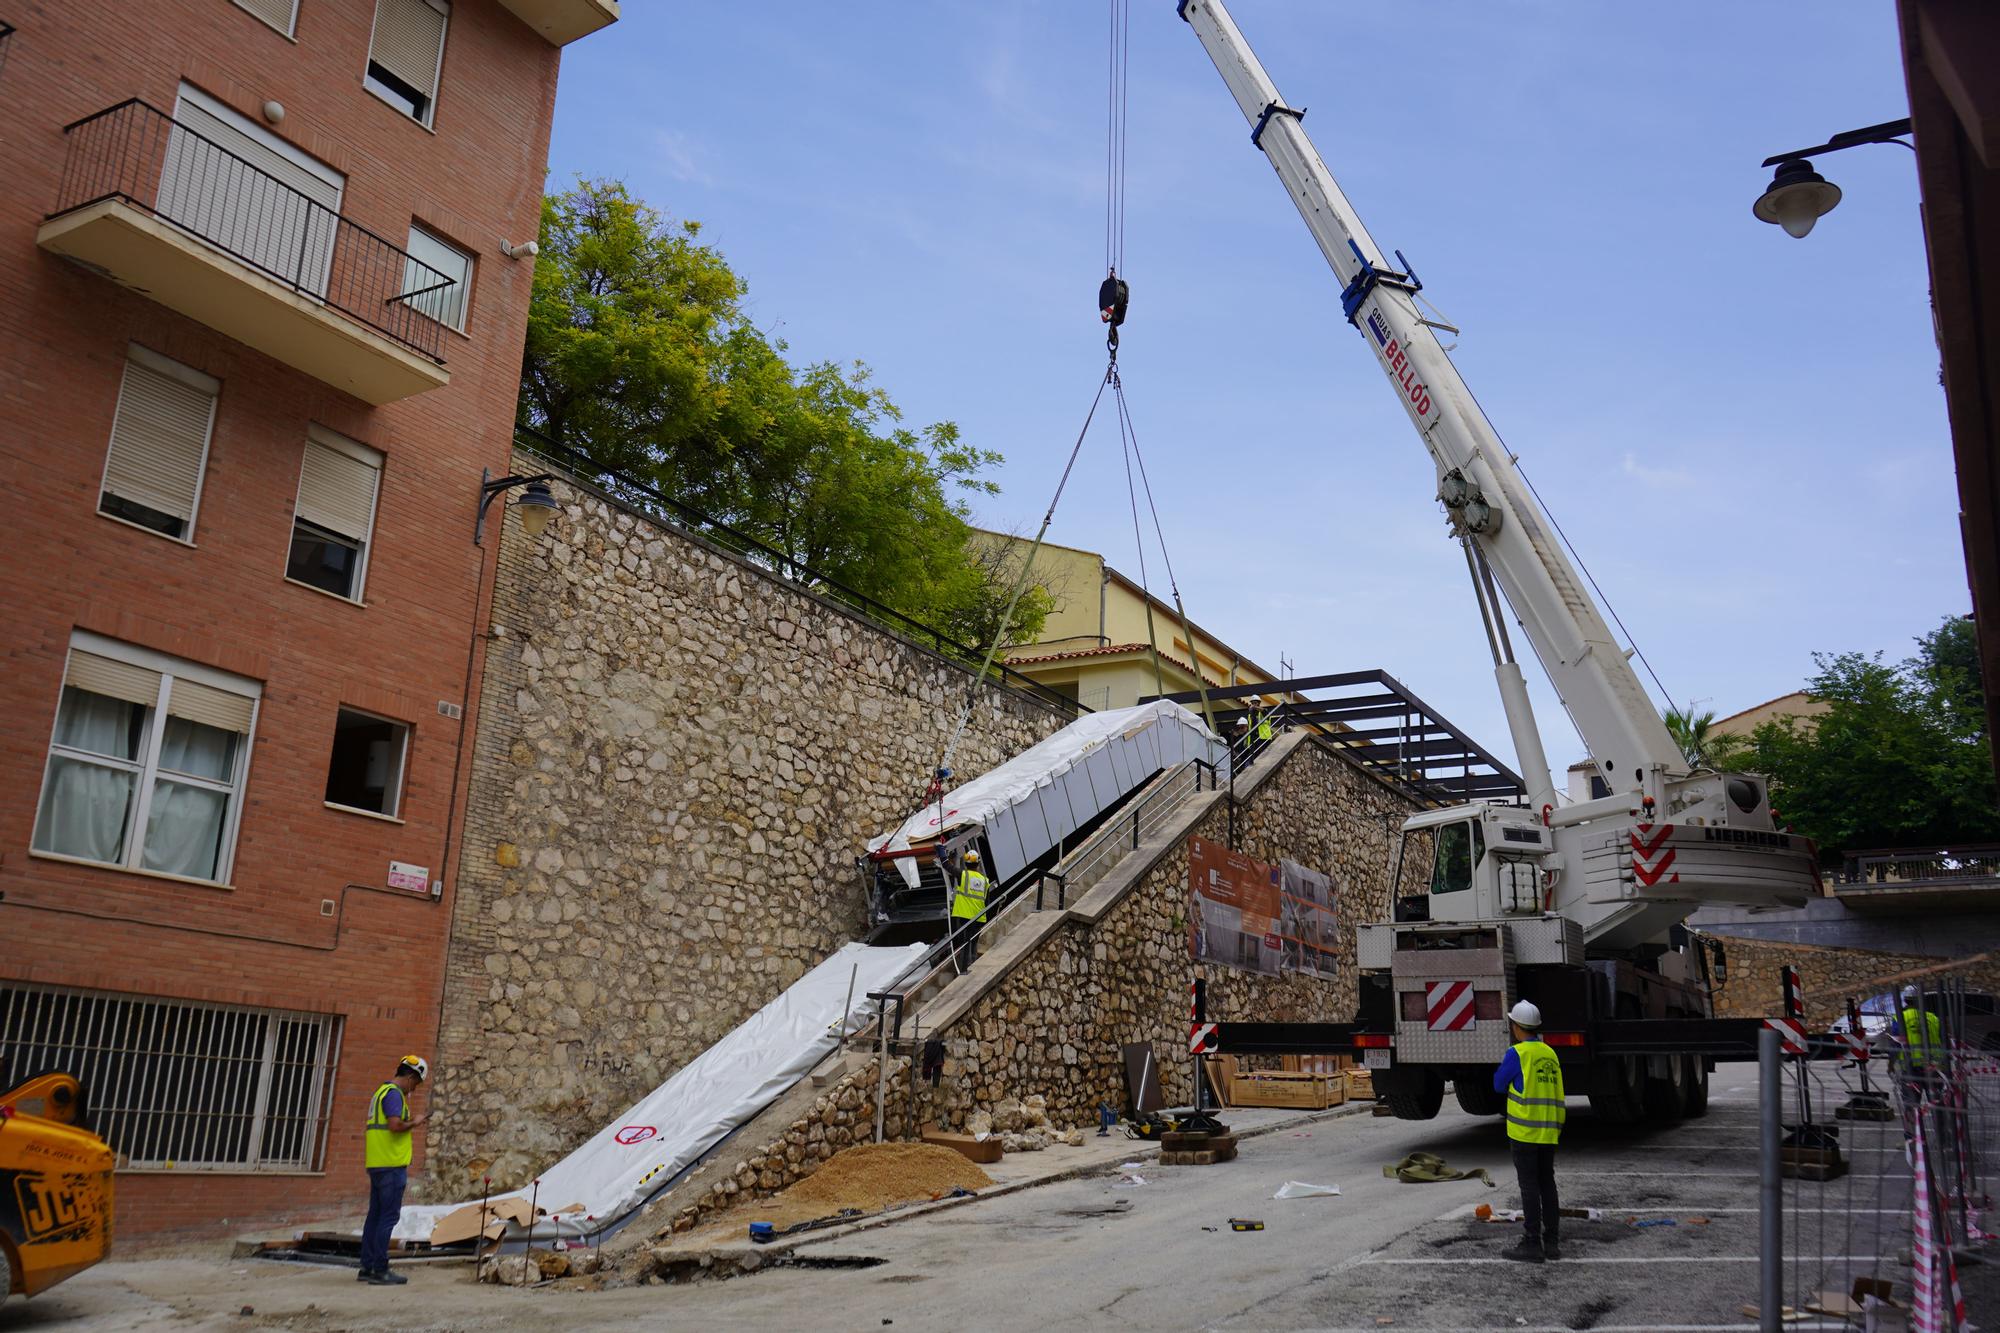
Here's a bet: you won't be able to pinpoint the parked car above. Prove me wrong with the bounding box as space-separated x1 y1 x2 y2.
1827 988 2000 1053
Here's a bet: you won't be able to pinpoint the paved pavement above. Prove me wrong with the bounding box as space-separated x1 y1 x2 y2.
7 1079 1941 1332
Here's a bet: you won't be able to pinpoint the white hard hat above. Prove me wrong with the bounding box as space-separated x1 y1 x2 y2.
398 1054 429 1082
1508 1000 1543 1030
1902 985 1921 1004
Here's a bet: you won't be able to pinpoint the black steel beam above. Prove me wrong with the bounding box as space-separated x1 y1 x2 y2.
1212 1021 1372 1054
1322 724 1451 742
1144 670 1390 705
1339 738 1488 761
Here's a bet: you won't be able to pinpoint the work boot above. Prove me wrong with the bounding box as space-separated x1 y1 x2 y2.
355 1268 376 1282
1500 1240 1546 1264
1543 1237 1562 1261
378 1269 408 1285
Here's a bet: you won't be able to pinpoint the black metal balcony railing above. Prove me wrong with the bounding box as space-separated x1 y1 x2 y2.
48 99 453 364
1833 845 2000 890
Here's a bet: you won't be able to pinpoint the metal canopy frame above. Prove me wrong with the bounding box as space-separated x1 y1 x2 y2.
1142 668 1524 805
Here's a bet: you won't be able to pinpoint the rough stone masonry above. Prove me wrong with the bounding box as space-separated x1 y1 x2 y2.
429 454 1068 1190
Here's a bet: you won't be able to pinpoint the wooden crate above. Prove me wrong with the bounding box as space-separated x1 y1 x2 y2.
1345 1067 1375 1100
1228 1071 1343 1110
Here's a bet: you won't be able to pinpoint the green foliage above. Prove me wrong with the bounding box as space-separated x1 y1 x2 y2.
1664 705 1747 772
1742 616 1999 861
519 179 1047 650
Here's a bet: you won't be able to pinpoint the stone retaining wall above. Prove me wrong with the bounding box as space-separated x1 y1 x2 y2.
1706 934 2000 1026
428 454 1068 1191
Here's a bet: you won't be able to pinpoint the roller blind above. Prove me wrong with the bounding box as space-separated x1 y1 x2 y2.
101 354 216 526
168 679 257 735
65 651 164 709
371 0 449 98
295 434 381 543
230 0 298 36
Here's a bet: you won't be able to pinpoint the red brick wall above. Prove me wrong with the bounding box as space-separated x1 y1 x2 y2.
0 0 562 1241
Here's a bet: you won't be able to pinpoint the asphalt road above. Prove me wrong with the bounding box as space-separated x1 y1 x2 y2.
7 1076 1934 1332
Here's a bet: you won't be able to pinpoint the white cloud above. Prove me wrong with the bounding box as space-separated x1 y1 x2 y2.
1621 452 1693 489
653 130 713 186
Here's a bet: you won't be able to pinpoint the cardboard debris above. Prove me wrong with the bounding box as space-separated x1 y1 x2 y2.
428 1195 539 1246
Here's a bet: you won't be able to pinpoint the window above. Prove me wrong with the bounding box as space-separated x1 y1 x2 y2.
1429 820 1482 896
230 0 298 37
286 427 382 601
325 708 409 817
98 346 218 542
365 0 448 127
32 633 260 885
161 85 345 298
404 225 470 332
0 982 341 1171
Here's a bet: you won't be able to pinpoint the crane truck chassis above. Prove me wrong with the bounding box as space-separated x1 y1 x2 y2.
1177 0 1821 1123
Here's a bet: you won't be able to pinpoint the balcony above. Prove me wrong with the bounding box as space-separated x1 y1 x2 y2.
1828 845 2000 913
499 0 618 45
37 100 452 405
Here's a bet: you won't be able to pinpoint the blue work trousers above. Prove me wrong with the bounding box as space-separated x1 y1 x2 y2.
361 1166 407 1274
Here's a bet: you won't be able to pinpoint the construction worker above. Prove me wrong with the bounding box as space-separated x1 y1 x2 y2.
949 848 990 969
359 1055 429 1286
1894 985 1945 1096
1494 1000 1565 1263
1256 711 1275 744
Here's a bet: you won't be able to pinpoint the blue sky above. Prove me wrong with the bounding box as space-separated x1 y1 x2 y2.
546 3 1960 775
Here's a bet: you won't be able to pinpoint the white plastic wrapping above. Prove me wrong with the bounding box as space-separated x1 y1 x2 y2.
869 701 1224 888
393 941 925 1241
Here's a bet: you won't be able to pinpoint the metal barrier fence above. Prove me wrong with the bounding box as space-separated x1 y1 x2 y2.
1763 964 1998 1330
48 99 454 363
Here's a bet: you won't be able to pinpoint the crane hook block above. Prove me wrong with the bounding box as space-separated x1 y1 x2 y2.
1098 275 1130 329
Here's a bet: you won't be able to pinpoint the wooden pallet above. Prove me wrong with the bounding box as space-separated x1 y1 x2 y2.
1161 1134 1238 1166
1345 1068 1375 1100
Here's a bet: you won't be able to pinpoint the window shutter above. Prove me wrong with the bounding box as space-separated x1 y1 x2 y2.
168 679 257 734
66 651 164 709
230 0 297 36
102 356 216 526
295 436 380 543
371 0 448 98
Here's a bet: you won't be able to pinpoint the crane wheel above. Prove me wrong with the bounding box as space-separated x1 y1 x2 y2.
1383 1071 1445 1121
1682 1056 1710 1118
1643 1048 1689 1122
1452 1077 1503 1117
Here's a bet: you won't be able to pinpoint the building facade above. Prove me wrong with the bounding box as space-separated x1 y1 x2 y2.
0 0 613 1238
982 532 1300 714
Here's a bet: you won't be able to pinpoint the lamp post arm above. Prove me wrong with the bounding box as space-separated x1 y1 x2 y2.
475 470 557 545
1760 117 1913 168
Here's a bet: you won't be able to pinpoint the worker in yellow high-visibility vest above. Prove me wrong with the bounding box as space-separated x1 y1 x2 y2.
949 849 990 969
359 1055 429 1285
1494 1001 1565 1264
1895 985 1945 1095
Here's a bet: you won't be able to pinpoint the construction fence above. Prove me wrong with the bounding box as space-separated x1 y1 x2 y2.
1764 955 1998 1331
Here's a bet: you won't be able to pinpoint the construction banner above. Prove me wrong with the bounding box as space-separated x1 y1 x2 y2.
1280 858 1338 978
1188 836 1282 975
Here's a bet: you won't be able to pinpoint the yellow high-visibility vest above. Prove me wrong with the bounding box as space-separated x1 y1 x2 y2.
950 870 989 922
365 1082 413 1169
1902 1008 1944 1069
1504 1040 1566 1146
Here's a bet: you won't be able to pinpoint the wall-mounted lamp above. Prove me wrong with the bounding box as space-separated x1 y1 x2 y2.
1753 117 1914 239
476 469 560 546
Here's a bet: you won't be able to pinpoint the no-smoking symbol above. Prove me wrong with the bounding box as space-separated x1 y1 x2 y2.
614 1125 657 1146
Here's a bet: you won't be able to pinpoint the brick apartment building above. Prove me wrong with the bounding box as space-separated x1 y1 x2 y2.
0 0 615 1237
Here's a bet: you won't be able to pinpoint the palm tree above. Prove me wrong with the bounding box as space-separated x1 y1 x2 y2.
1664 706 1746 771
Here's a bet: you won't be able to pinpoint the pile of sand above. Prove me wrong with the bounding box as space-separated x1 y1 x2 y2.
785 1141 993 1212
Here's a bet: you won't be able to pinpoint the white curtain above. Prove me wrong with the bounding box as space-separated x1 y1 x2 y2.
142 718 236 880
34 690 140 864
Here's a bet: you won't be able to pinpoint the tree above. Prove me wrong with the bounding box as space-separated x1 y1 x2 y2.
1741 619 2000 861
1664 705 1747 772
519 179 1046 650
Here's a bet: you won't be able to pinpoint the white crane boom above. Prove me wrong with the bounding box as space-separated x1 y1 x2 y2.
1180 0 1686 807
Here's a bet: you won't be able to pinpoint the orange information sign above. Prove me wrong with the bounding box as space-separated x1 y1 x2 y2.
1188 836 1337 977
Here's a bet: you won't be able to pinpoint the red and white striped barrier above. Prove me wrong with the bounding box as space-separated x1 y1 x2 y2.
1763 1018 1808 1056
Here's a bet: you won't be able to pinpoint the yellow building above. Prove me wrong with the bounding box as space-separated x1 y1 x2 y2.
1710 691 1829 739
979 532 1297 714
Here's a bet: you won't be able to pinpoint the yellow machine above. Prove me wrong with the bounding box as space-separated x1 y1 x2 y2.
1 1071 115 1306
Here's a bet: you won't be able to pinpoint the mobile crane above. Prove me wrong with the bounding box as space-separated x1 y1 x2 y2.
1180 0 1818 1122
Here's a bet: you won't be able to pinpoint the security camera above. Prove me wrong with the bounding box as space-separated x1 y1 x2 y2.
501 240 540 259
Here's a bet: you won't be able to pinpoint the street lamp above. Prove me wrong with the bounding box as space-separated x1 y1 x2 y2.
476 469 560 545
1753 117 1914 239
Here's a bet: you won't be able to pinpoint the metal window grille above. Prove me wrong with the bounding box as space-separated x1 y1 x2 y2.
0 982 342 1171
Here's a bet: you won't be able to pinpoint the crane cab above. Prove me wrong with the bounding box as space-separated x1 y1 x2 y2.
1393 803 1555 925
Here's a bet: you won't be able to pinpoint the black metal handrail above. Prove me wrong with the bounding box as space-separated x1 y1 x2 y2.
513 427 1084 717
47 99 453 364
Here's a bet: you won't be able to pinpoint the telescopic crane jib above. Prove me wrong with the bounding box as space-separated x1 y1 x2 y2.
1178 0 1819 1124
